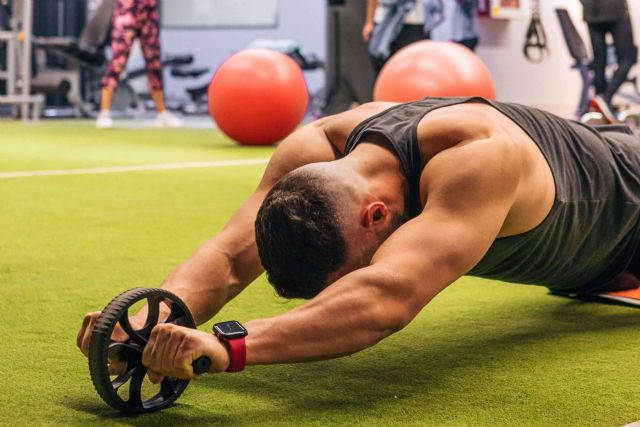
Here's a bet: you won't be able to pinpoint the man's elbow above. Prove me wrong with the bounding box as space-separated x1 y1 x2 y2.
383 300 420 333
345 267 429 344
360 302 416 348
365 270 435 337
368 286 423 337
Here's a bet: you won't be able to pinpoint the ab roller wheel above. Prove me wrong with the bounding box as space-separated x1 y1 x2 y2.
88 288 211 413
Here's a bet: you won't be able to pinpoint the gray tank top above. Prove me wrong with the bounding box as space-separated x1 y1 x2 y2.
344 97 640 292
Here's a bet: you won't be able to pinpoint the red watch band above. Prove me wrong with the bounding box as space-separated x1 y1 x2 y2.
221 336 246 372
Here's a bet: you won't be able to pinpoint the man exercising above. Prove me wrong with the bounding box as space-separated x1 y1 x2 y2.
77 96 640 380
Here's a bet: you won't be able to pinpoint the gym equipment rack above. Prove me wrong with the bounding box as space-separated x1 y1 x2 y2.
0 0 43 121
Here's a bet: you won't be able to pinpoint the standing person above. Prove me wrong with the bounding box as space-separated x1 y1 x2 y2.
96 0 182 129
581 0 636 122
451 0 479 51
363 0 444 75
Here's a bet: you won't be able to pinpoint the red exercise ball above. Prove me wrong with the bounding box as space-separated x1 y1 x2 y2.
208 49 308 146
374 41 496 102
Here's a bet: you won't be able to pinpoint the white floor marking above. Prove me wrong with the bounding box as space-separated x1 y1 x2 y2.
0 158 270 179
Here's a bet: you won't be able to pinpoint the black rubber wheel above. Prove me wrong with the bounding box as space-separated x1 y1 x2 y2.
88 287 210 414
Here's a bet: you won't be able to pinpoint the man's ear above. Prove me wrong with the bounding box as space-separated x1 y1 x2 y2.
361 202 389 228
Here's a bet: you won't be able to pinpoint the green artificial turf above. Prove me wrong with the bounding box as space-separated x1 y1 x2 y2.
1 121 640 426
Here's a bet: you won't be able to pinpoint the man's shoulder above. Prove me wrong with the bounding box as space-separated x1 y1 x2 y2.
319 102 399 149
417 102 506 160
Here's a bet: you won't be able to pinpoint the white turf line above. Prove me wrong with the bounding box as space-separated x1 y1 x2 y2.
0 158 270 179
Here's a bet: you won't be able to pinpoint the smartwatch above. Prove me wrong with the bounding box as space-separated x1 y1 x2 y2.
213 321 248 372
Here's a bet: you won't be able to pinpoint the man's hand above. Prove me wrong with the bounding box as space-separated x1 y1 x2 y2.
77 311 102 357
362 21 374 42
142 324 230 383
76 311 145 357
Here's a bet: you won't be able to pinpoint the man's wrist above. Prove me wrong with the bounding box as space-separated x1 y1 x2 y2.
213 321 248 372
215 336 232 372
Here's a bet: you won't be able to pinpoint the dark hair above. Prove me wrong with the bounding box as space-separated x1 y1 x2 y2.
255 171 347 299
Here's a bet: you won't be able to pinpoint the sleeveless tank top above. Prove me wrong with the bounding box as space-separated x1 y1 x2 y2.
344 97 640 292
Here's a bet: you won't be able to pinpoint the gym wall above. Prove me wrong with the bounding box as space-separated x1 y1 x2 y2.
129 0 639 115
432 0 640 114
157 0 327 101
476 1 587 113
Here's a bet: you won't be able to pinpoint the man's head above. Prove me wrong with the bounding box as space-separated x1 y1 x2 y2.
255 163 405 299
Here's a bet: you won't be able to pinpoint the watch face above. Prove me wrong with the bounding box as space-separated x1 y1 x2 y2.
214 321 248 339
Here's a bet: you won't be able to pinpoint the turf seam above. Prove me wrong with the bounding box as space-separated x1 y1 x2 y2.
0 158 270 179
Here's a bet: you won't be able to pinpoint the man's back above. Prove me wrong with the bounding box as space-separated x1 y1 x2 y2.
343 97 640 292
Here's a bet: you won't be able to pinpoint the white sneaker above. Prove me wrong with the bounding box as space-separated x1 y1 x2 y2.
96 111 114 129
155 111 184 128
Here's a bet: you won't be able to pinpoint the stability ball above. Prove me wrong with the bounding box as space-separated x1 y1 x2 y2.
374 41 496 102
208 49 308 146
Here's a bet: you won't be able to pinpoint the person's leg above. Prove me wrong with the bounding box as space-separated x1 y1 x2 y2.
367 24 423 75
599 246 640 292
370 24 424 77
99 88 114 113
138 0 182 127
100 0 137 113
604 16 636 104
137 0 166 112
136 0 180 126
588 23 608 97
369 51 386 76
367 23 386 76
626 249 640 282
389 24 424 56
587 22 620 122
457 37 479 51
599 271 640 292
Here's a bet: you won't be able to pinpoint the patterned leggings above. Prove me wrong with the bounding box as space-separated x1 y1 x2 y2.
102 0 163 91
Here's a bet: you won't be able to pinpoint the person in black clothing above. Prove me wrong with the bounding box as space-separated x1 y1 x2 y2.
581 0 637 122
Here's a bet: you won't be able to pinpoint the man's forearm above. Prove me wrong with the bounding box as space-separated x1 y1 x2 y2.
131 122 339 327
244 268 417 364
161 239 262 325
160 251 238 325
150 190 266 325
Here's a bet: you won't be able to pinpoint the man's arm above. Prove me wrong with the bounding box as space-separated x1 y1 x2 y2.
76 123 338 355
156 102 398 323
243 137 520 363
153 123 343 324
141 136 520 374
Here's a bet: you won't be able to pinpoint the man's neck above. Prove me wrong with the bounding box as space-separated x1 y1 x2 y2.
341 141 407 210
